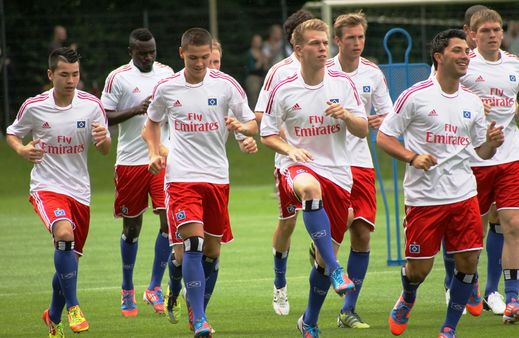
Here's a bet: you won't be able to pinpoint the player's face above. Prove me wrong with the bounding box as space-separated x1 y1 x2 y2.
48 61 80 97
180 44 212 83
129 38 156 73
297 30 329 70
436 37 470 78
471 21 503 55
335 25 365 60
209 49 221 70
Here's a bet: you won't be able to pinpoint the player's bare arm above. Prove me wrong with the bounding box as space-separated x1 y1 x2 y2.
141 118 165 174
377 131 437 171
238 137 258 154
325 102 368 138
261 134 313 162
91 122 111 155
224 116 258 136
6 135 44 163
106 95 152 126
474 120 504 160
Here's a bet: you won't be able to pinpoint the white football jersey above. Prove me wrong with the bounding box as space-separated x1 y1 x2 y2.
7 89 109 205
147 68 255 184
101 60 173 165
261 68 366 191
255 53 300 169
380 77 487 206
460 49 519 166
327 56 394 168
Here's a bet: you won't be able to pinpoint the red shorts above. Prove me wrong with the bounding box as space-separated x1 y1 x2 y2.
472 160 519 215
29 191 90 255
350 166 376 230
165 182 233 245
114 164 166 218
403 196 483 259
275 168 298 220
279 165 351 244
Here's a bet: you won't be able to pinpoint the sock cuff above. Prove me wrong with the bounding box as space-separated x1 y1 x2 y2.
202 255 218 263
314 262 326 275
160 231 169 238
121 234 138 244
454 269 478 284
504 269 519 280
273 248 289 259
489 223 503 234
302 199 323 211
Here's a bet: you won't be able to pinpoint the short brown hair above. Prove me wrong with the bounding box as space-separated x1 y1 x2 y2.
181 27 212 49
334 12 367 38
48 47 80 71
470 9 502 32
291 18 329 47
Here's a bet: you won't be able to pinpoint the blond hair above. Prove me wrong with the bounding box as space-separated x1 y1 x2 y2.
470 9 502 32
290 18 329 47
212 38 222 56
334 12 367 38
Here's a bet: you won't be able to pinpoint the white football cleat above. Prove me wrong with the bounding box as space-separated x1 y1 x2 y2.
273 285 290 315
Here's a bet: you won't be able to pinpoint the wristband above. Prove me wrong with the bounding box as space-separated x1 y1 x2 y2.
409 154 419 166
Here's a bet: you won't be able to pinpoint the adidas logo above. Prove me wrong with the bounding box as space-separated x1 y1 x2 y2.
42 122 51 128
428 109 438 117
173 100 182 107
476 75 485 82
291 103 301 111
132 87 141 93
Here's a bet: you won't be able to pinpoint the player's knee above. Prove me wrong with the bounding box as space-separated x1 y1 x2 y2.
52 221 74 242
123 217 142 240
203 238 221 257
298 184 322 201
279 217 297 233
183 236 204 253
55 240 75 251
349 221 371 249
173 246 184 263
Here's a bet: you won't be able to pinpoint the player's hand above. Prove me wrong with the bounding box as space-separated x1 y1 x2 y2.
135 95 152 115
159 144 169 157
410 154 437 171
19 139 44 163
148 155 165 175
287 147 313 162
239 137 258 154
325 101 349 120
486 120 504 147
367 114 387 129
483 102 492 116
91 122 109 146
225 116 246 133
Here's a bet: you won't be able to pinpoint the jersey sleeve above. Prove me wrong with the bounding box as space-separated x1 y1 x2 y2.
469 100 487 149
260 90 284 137
228 78 256 123
379 92 414 138
371 71 394 115
147 85 168 123
101 72 122 111
342 79 367 119
6 100 35 138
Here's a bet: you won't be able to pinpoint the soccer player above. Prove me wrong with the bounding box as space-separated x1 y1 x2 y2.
261 18 368 336
101 28 174 317
6 47 111 337
461 8 519 323
325 11 394 329
142 27 257 336
378 29 504 337
163 37 257 326
254 9 314 316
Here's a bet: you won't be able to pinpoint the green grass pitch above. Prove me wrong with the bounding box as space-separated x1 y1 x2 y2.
0 139 515 337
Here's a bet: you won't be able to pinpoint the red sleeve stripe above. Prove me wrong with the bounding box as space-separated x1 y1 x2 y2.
77 91 107 122
263 57 294 91
327 69 362 106
151 73 180 99
325 58 335 67
209 70 246 98
105 64 132 93
265 73 298 115
16 94 49 120
394 80 433 113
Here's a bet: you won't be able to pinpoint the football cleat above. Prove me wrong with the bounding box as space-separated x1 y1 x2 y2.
121 289 138 317
273 285 290 315
503 299 519 324
67 305 89 333
337 310 370 329
143 286 165 314
330 266 355 297
465 282 482 316
483 291 506 315
438 326 456 338
388 294 414 336
165 286 181 324
42 309 65 338
193 316 212 337
297 314 320 338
